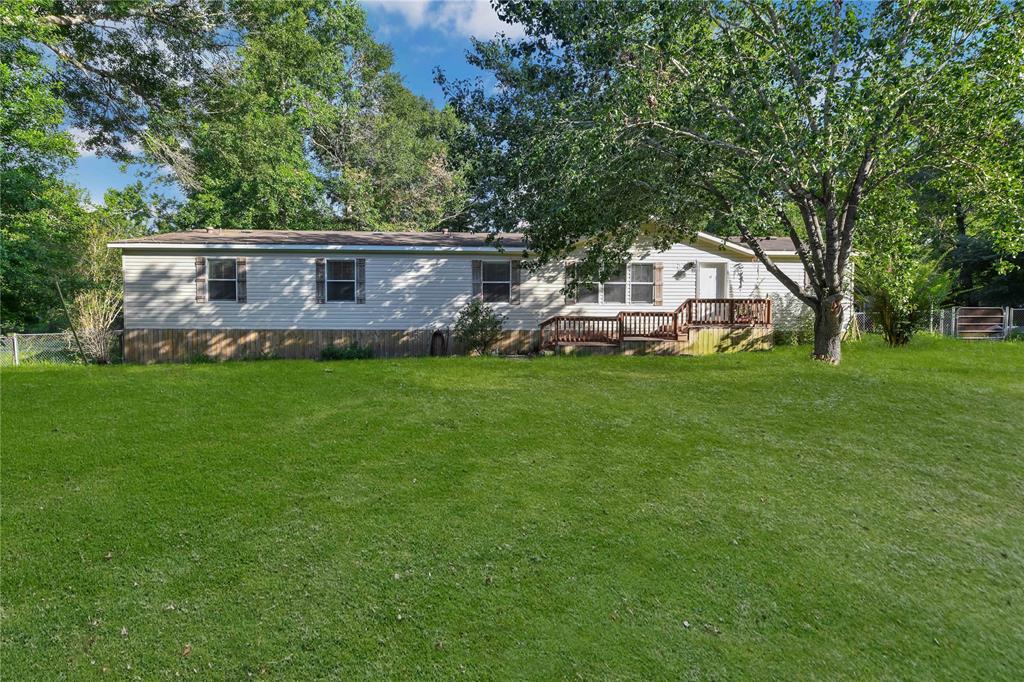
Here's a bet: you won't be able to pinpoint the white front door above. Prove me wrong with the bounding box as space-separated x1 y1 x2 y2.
698 263 725 298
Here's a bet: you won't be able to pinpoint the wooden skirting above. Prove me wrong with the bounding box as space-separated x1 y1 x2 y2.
123 328 540 363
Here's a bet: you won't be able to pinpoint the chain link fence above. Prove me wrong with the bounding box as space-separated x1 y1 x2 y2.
856 307 1023 340
1 332 123 367
927 308 958 337
1010 308 1024 338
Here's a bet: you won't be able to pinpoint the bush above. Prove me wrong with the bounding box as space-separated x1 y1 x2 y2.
321 342 374 361
189 353 217 364
857 248 955 346
68 288 122 363
773 314 814 346
453 299 506 355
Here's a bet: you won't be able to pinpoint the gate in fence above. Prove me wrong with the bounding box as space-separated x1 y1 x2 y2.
956 307 1010 340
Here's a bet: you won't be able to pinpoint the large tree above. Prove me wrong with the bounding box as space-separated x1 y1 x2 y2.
5 0 467 231
443 0 1023 363
1 0 231 160
151 2 468 231
1 2 85 330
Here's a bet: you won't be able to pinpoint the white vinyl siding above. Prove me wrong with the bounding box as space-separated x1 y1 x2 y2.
122 242 815 331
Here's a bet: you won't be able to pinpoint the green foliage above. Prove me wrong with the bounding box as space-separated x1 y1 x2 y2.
5 0 467 233
82 183 152 288
320 86 470 231
320 342 374 361
945 233 1024 306
5 0 230 161
857 245 956 347
773 320 814 347
188 353 217 364
453 299 506 354
443 1 1022 361
141 1 467 231
0 179 88 332
1 7 84 331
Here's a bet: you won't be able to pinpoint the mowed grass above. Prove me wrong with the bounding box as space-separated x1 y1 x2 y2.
2 337 1022 680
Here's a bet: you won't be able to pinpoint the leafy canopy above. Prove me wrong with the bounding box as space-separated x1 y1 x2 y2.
443 0 1022 360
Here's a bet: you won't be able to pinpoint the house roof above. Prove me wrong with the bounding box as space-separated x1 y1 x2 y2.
723 235 796 253
108 229 797 256
110 229 527 250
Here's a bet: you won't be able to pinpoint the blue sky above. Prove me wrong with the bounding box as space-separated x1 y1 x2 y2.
64 0 523 205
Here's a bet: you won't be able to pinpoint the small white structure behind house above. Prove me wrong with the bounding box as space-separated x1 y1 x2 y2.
109 230 818 361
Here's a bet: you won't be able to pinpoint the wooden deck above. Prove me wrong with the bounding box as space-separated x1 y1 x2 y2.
539 298 773 355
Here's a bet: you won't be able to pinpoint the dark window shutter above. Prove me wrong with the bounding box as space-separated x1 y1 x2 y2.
355 258 366 304
236 257 247 303
564 262 577 304
195 257 207 303
653 262 663 306
471 260 482 300
510 260 521 305
315 258 326 304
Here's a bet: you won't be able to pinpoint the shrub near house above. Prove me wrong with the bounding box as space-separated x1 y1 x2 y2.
454 300 506 355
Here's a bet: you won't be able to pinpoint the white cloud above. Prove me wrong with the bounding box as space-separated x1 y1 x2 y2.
365 0 525 40
65 126 143 157
66 127 97 158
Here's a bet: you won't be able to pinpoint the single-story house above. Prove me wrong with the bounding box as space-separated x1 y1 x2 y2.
108 229 814 362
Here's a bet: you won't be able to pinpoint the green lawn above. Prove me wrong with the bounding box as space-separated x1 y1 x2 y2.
2 336 1022 680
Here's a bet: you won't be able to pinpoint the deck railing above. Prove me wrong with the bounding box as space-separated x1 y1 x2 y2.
539 316 620 346
619 311 678 339
539 298 772 348
681 298 772 327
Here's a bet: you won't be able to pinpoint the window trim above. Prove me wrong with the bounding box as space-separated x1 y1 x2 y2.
206 257 238 302
481 259 512 304
325 258 357 303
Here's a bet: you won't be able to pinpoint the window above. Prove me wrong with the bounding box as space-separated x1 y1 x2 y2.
577 283 600 303
327 259 356 302
603 267 627 304
566 261 659 304
207 258 237 301
482 261 511 303
630 263 655 303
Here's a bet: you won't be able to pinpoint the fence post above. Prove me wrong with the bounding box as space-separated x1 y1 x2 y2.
12 333 19 366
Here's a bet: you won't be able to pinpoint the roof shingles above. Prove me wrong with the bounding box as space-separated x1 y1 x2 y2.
111 229 795 254
112 229 526 249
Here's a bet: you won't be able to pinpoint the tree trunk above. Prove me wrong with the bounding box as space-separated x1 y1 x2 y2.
811 296 844 364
